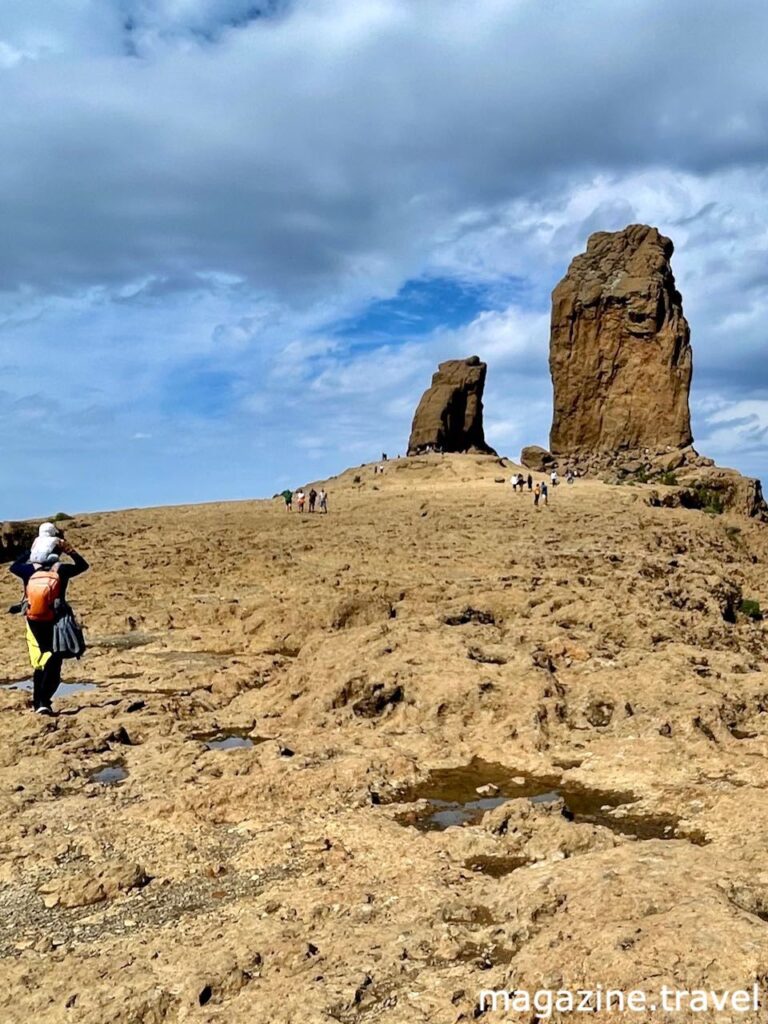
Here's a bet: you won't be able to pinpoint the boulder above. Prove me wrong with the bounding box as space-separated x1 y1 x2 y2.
0 521 37 563
520 445 555 472
407 356 496 456
549 224 693 456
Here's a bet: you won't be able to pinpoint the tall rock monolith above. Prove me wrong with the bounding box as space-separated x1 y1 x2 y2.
408 356 496 456
549 224 693 456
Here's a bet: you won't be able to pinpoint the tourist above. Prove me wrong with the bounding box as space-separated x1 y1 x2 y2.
566 469 575 485
281 489 293 511
550 469 558 487
527 473 533 491
318 489 328 514
541 480 549 506
296 490 306 512
309 488 317 513
9 538 89 715
533 482 541 509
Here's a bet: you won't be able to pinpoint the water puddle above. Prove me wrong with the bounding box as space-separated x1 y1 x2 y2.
464 855 528 878
190 728 269 751
391 758 706 845
89 763 129 785
0 679 98 696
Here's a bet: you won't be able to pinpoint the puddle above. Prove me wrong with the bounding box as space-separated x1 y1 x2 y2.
391 758 706 844
89 763 129 785
190 728 269 751
1 679 98 696
464 855 528 878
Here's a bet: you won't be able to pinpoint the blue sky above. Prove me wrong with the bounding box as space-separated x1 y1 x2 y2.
1 1 768 517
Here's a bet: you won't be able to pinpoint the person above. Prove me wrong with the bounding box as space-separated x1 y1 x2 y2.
550 469 558 487
296 490 306 512
281 489 293 511
309 488 317 513
527 473 533 491
318 489 328 514
533 482 541 510
541 480 549 506
29 522 60 565
566 468 575 485
10 538 89 715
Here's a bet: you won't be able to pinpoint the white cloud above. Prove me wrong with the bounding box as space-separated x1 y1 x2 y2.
1 0 768 513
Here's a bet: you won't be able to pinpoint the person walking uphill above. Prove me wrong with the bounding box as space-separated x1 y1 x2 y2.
10 538 89 715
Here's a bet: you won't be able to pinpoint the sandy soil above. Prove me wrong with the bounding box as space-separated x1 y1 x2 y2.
1 453 768 1022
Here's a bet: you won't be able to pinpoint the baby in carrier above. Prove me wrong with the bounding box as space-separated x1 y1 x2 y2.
9 523 89 714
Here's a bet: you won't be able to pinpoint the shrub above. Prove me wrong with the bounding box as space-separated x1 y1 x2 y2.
739 599 763 621
658 471 678 486
51 512 74 522
692 486 724 515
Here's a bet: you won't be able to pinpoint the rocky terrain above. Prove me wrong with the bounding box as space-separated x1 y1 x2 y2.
408 357 496 456
2 454 768 1022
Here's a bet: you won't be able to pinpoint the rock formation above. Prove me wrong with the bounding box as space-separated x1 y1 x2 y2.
520 445 555 472
0 521 37 563
549 224 693 456
408 356 496 456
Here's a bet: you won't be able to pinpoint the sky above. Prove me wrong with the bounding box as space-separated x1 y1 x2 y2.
1 0 767 518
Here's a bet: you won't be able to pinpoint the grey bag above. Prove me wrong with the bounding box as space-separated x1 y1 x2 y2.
53 606 86 659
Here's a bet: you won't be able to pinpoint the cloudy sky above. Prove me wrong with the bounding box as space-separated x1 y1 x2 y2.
1 0 767 517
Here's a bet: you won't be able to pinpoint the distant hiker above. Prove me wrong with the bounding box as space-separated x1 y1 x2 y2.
281 489 293 511
550 470 558 487
566 469 575 485
10 539 89 715
296 490 306 512
533 482 541 509
541 481 549 506
527 473 533 491
309 488 317 512
382 452 388 461
318 489 328 514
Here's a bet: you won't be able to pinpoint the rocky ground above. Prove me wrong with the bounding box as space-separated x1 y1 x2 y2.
2 454 768 1022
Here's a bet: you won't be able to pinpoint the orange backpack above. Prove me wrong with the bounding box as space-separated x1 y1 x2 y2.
26 566 62 622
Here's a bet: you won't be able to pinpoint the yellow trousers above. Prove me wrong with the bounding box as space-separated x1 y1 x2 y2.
25 623 53 670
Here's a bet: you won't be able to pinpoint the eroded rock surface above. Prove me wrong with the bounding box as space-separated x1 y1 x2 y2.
549 224 693 456
1 456 768 1022
408 356 496 455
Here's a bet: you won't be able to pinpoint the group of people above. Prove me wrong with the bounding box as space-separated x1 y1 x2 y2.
8 522 89 715
281 488 328 513
510 466 576 510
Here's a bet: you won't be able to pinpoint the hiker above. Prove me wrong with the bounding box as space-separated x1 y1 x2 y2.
281 489 293 511
541 480 549 506
533 482 541 510
527 473 533 491
566 468 575 485
309 488 317 513
550 469 558 487
9 538 89 715
318 489 328 514
296 490 306 512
